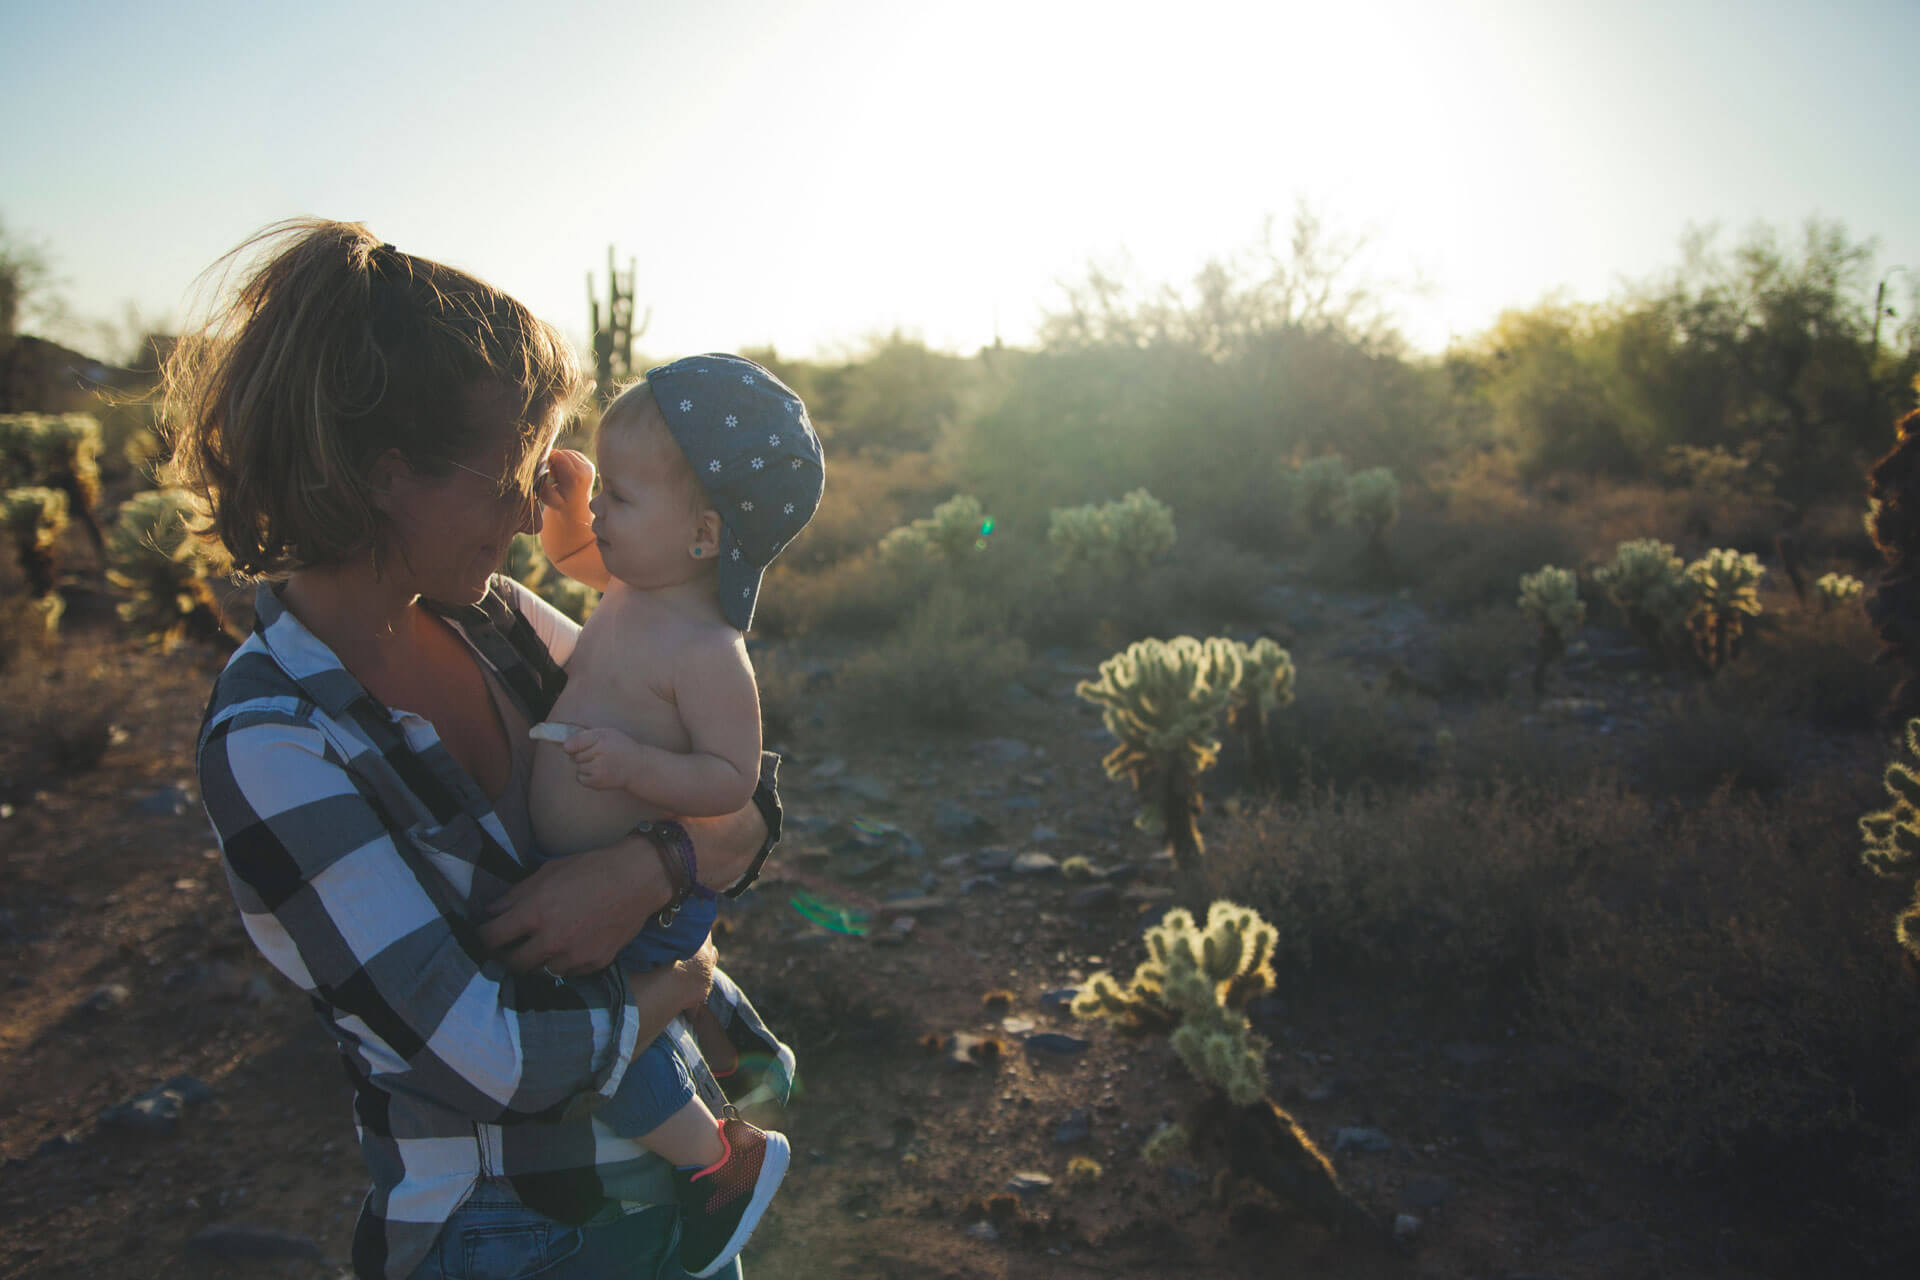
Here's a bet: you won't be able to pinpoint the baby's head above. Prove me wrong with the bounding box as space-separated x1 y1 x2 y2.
599 355 823 630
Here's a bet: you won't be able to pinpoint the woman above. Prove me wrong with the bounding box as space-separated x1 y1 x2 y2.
162 220 787 1279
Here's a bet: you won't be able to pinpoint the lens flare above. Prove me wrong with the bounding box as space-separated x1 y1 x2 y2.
789 889 870 936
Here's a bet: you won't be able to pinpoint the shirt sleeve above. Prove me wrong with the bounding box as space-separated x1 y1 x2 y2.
501 577 582 668
199 702 641 1125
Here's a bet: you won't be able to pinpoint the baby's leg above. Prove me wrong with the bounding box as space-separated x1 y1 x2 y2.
638 1095 726 1168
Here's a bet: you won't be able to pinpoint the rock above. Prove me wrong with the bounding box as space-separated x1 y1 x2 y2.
1398 1176 1453 1211
938 853 973 871
964 1221 999 1242
1067 885 1118 912
1568 1222 1649 1257
1001 795 1041 811
1053 1108 1092 1145
1005 1171 1053 1197
31 1131 82 1160
82 983 131 1013
876 895 951 917
961 876 1001 895
133 785 191 816
1010 852 1059 876
837 775 894 805
1392 1213 1421 1242
1029 824 1059 843
100 1076 214 1136
1442 1041 1498 1066
1001 1016 1035 1034
1038 988 1079 1014
1165 1165 1205 1192
830 853 894 882
974 737 1033 764
934 804 994 840
1024 1033 1091 1058
1333 1127 1393 1154
186 1225 322 1261
808 756 848 779
973 848 1015 872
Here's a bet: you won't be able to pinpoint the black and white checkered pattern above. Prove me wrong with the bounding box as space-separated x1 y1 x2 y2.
197 579 788 1279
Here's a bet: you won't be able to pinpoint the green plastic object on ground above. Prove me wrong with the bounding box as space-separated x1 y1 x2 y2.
788 889 870 936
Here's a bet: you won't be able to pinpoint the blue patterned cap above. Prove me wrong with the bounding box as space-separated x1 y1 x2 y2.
646 353 825 631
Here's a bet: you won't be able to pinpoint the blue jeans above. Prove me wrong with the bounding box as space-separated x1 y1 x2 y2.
407 1179 741 1279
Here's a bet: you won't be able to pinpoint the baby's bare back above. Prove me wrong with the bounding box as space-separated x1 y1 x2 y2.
530 599 705 857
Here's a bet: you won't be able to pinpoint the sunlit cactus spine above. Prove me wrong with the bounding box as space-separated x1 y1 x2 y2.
1074 901 1384 1243
1340 466 1399 577
1816 572 1864 611
1683 547 1765 673
1518 566 1585 698
878 493 993 565
0 414 105 559
1047 488 1175 576
1221 636 1295 786
3 485 69 598
1859 717 1920 961
506 534 599 623
105 488 236 650
1075 636 1238 872
1290 455 1349 534
1595 538 1695 658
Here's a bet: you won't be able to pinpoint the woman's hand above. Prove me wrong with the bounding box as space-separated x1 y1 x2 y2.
477 834 673 976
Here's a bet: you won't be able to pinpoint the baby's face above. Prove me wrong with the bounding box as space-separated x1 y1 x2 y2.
588 404 710 589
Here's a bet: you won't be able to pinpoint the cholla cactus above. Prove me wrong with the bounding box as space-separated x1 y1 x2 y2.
1076 636 1240 871
1684 547 1765 673
106 488 235 650
0 414 105 559
1073 901 1278 1104
1048 489 1176 576
1518 566 1585 698
1341 466 1399 577
4 485 69 598
1595 538 1696 657
1816 572 1865 611
1141 1122 1192 1166
1291 456 1349 533
878 493 993 565
1221 636 1295 785
1859 718 1920 959
506 534 599 623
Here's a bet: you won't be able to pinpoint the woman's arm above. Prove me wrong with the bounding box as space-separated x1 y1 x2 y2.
201 709 646 1123
537 448 610 592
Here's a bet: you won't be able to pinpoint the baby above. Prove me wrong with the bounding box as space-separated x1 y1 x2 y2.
530 353 822 1278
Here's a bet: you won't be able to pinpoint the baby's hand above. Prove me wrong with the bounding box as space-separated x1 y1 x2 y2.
563 727 645 791
539 448 596 534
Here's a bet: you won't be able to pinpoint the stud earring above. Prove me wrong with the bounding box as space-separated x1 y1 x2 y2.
691 547 703 558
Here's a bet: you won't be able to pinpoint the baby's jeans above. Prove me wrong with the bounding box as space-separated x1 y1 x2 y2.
593 897 720 1139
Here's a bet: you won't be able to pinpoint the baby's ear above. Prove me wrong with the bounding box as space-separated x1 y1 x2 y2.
690 508 723 560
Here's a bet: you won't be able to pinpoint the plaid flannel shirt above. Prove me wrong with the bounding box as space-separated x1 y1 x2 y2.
197 577 784 1280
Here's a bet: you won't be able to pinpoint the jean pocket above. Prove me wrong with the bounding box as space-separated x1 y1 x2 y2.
459 1219 583 1278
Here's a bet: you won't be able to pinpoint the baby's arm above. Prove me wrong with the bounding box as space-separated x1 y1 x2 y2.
538 448 611 593
563 635 762 817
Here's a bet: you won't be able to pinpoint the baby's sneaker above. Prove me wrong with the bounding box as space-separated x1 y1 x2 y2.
673 1116 789 1278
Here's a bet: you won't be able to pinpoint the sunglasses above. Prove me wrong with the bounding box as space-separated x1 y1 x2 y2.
449 455 553 502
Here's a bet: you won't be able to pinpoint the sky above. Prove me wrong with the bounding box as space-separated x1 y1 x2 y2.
4 0 1917 363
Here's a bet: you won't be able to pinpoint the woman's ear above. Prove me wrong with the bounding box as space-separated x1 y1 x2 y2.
690 509 723 560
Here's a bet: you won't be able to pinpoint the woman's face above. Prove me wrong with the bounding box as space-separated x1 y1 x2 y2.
381 385 558 604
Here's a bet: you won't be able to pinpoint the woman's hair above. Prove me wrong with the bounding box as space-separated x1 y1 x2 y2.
161 219 585 579
1868 408 1920 569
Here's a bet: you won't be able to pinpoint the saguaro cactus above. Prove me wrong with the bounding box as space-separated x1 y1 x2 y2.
586 246 648 400
1074 902 1384 1242
1518 566 1585 698
1684 547 1766 673
1860 717 1920 963
106 488 236 649
1076 636 1239 872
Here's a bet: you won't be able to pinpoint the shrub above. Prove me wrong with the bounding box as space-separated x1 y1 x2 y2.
877 493 994 565
1394 494 1582 611
1713 598 1890 729
1423 605 1528 698
1262 665 1434 795
1290 456 1349 533
830 588 1028 731
1635 687 1793 797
